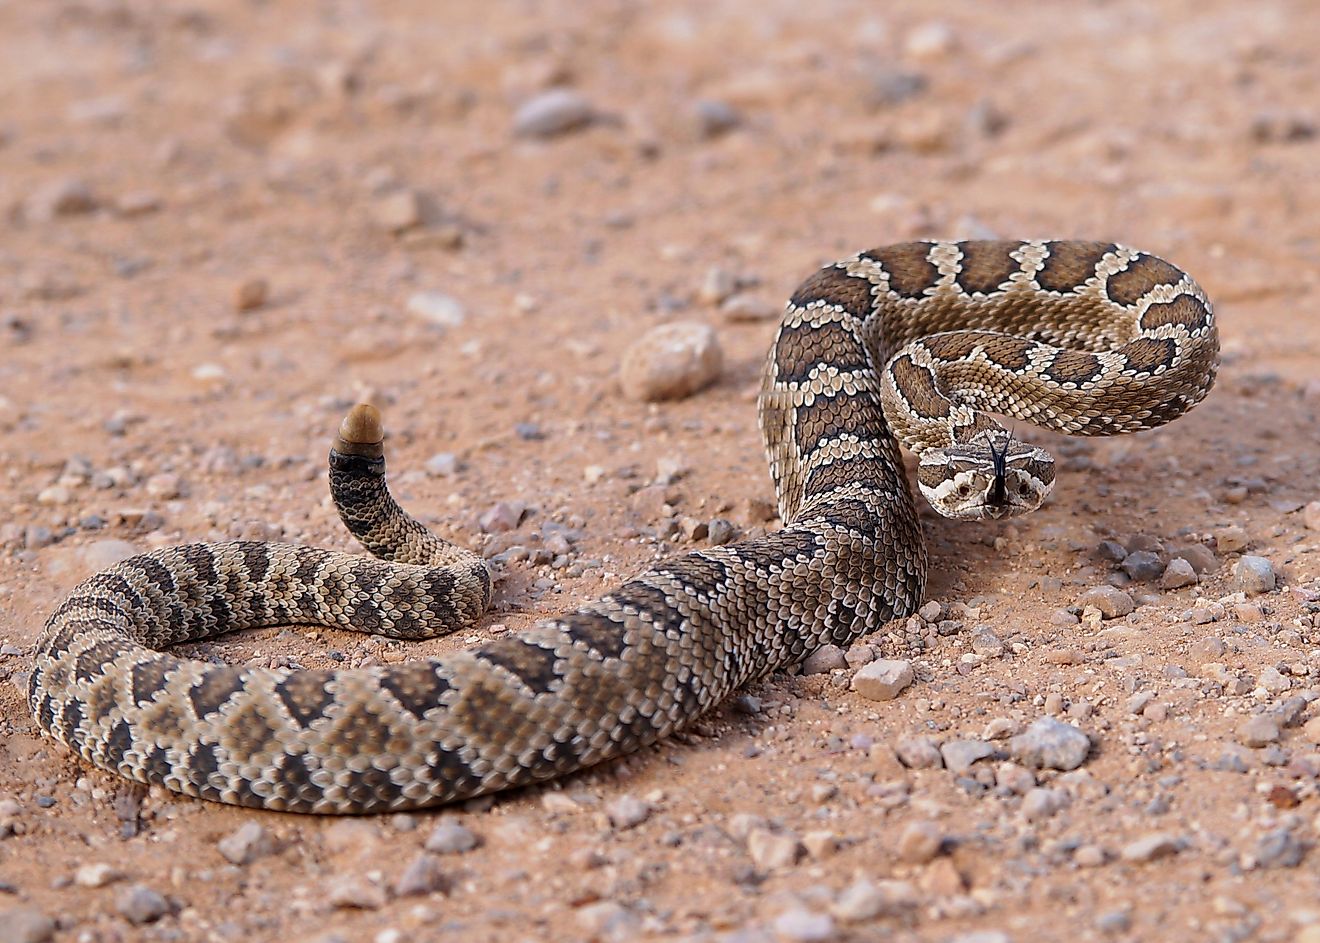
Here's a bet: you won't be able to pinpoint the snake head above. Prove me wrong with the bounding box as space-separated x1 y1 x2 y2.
916 430 1056 521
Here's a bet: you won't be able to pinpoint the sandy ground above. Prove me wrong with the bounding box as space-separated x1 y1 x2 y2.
3 1 1320 941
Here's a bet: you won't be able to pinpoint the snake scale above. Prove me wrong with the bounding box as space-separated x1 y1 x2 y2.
28 240 1218 813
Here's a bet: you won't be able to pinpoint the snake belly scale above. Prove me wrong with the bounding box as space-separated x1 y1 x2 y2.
28 240 1218 813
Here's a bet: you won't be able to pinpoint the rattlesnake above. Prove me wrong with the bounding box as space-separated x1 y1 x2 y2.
28 240 1218 813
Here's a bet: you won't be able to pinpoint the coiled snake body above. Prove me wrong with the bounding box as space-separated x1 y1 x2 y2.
29 241 1218 813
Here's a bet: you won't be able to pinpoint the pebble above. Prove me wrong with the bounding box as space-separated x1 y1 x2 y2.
1159 558 1198 589
424 821 479 854
832 879 916 921
719 294 779 322
78 538 138 571
1233 556 1276 595
328 877 387 910
1190 636 1226 660
1021 787 1069 821
424 453 459 477
1008 717 1091 771
1302 716 1320 744
27 177 97 220
618 321 723 402
692 99 742 138
1254 829 1305 869
940 739 995 774
1237 714 1281 747
1121 550 1164 582
217 822 275 865
904 21 956 59
802 644 847 675
707 518 737 545
1171 543 1217 573
576 900 640 938
513 88 594 137
746 828 802 871
233 277 268 312
1120 832 1183 862
1216 525 1249 553
802 830 839 860
1074 844 1106 867
773 908 836 942
371 189 423 233
406 291 467 327
1077 586 1134 618
995 762 1036 794
1303 501 1320 531
116 884 171 924
394 853 449 896
1095 910 1132 934
1259 666 1291 693
478 501 526 533
1 908 55 943
895 735 944 769
74 862 124 887
895 821 943 863
918 600 943 621
850 659 914 701
144 473 183 499
605 794 651 830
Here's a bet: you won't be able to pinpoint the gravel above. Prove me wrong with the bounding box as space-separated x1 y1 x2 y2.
1159 558 1198 589
773 908 836 942
1008 717 1091 770
1233 555 1277 595
394 852 450 896
513 89 595 137
1 908 55 943
1237 714 1281 747
406 291 467 327
850 659 914 701
1121 550 1164 581
940 739 996 774
116 884 171 924
605 794 651 829
802 644 847 675
1021 787 1069 821
217 822 275 865
424 821 479 854
1120 833 1184 863
895 820 943 863
74 862 123 887
895 736 944 769
1253 828 1306 868
747 827 803 871
618 321 723 401
1078 585 1134 618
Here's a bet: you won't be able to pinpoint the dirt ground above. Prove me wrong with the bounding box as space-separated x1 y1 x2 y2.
3 1 1320 941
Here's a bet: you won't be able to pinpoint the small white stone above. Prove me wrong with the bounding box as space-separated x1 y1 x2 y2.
773 907 836 942
896 820 943 863
424 821 478 854
217 822 275 865
605 794 651 830
513 89 594 138
1120 832 1183 863
406 291 467 327
747 827 802 871
1020 787 1069 821
802 644 848 675
618 321 723 402
851 659 914 701
74 862 124 888
1233 556 1276 596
